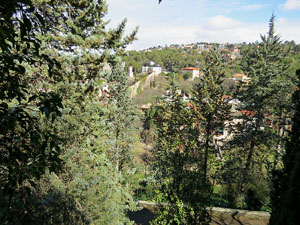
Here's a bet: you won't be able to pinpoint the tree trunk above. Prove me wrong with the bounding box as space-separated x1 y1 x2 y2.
204 118 211 184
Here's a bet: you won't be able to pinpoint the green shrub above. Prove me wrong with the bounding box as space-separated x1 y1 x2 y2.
183 72 193 80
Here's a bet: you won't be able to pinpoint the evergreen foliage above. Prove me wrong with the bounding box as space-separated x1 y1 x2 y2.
105 63 139 172
222 15 294 209
151 80 212 224
0 1 64 223
191 49 231 182
1 0 138 224
270 69 300 225
2 2 300 223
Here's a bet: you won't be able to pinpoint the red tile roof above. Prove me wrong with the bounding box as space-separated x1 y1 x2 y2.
183 67 200 71
241 110 272 118
222 95 233 100
233 73 246 78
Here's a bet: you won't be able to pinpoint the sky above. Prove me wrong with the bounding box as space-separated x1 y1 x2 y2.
105 0 300 50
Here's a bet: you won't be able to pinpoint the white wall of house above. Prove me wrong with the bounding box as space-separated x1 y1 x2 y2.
192 70 200 79
142 66 162 75
232 74 249 82
128 66 134 78
152 66 162 75
183 69 200 80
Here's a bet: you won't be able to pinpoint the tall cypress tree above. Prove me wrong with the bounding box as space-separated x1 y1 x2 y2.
239 15 290 174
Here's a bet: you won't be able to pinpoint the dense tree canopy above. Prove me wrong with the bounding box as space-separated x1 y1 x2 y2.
151 80 212 225
270 69 300 225
0 0 138 224
1 1 300 224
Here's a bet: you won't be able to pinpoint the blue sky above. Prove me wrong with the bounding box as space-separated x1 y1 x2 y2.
106 0 300 50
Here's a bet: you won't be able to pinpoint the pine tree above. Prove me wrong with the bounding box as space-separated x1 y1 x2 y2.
225 15 294 209
1 0 138 224
31 1 138 223
190 49 231 183
269 69 300 225
104 62 138 172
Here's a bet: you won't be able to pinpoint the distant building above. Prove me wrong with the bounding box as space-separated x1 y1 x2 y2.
183 67 201 80
231 73 249 82
142 61 162 75
184 44 194 49
222 95 233 102
218 44 226 50
197 44 205 50
128 66 134 79
98 81 110 101
229 46 240 54
140 103 152 112
228 98 241 111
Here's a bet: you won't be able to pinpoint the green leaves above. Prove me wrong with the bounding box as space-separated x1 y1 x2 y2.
1 0 136 224
270 69 300 225
151 79 213 224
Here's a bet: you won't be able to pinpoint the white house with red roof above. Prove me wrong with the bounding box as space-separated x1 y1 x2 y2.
183 67 201 80
231 73 249 82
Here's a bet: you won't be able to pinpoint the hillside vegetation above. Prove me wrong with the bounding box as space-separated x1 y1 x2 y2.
1 1 300 224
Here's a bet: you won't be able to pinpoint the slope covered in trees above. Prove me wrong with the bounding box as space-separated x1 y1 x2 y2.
144 15 299 224
1 1 300 224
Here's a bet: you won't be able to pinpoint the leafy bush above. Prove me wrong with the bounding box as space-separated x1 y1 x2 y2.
183 72 193 80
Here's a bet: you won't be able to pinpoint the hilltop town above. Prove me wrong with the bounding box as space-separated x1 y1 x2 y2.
122 40 299 106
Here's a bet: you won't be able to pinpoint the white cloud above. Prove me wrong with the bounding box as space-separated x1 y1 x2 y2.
107 0 153 10
130 26 199 50
195 21 265 44
105 1 300 50
207 15 240 29
241 4 264 11
128 16 300 50
276 17 300 42
282 0 300 10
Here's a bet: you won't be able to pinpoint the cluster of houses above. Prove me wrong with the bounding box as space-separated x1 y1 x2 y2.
144 42 242 60
138 61 202 81
136 60 250 84
133 59 287 161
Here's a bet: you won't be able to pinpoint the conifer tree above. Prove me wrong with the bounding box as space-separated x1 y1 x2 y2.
269 69 300 225
31 0 138 223
104 62 138 172
1 0 138 223
225 15 294 209
151 80 212 225
190 49 231 183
